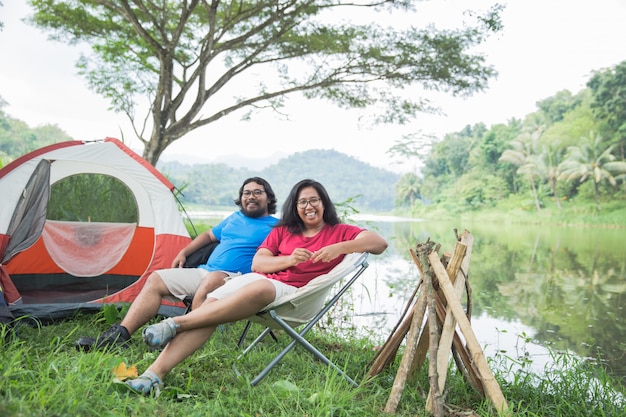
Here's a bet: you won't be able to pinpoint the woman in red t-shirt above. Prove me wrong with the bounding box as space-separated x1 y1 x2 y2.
125 179 388 395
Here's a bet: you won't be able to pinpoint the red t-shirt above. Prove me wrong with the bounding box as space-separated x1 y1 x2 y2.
259 223 365 288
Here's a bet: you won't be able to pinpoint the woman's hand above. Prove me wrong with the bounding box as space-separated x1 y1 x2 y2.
289 248 314 266
311 245 343 263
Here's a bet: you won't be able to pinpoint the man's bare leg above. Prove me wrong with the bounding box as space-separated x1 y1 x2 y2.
120 272 172 334
190 271 228 310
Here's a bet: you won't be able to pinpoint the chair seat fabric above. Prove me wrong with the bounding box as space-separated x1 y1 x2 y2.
254 252 368 327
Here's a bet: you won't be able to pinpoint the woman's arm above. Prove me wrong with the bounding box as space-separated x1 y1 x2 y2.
310 230 388 263
252 247 313 273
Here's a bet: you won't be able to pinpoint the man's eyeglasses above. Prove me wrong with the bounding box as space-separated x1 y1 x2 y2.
242 189 265 197
296 197 321 209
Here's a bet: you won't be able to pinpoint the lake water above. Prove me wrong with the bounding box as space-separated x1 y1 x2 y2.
189 211 626 383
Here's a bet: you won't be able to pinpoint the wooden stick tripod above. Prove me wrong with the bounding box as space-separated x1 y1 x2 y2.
367 230 508 416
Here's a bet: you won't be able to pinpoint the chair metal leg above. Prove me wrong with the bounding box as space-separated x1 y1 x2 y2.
237 321 278 348
249 311 358 387
233 327 275 380
237 321 253 348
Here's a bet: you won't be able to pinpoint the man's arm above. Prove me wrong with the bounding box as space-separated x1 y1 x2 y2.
171 230 218 268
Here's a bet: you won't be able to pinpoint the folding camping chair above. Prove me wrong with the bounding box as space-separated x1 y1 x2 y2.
233 252 369 387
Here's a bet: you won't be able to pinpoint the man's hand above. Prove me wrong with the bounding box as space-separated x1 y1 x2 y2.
171 253 186 268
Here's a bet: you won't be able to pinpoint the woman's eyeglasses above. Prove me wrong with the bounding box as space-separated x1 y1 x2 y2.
242 189 265 197
296 197 321 209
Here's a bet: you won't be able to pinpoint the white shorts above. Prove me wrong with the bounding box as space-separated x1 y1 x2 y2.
206 273 297 303
158 268 240 302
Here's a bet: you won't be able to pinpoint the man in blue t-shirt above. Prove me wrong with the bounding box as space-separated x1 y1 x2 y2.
77 177 278 350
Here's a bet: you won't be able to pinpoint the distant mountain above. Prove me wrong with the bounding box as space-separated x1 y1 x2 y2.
158 149 400 212
260 149 399 211
160 151 287 171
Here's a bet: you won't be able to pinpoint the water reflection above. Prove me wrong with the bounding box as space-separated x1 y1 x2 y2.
347 217 626 383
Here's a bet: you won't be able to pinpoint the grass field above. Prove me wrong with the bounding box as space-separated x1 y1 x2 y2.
1 310 624 417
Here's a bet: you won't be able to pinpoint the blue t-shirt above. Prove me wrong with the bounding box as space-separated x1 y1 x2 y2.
199 211 278 274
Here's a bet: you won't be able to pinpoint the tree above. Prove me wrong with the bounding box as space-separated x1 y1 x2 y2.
28 0 503 165
587 61 626 159
536 142 565 209
536 89 583 124
395 172 420 207
559 131 626 210
499 129 543 211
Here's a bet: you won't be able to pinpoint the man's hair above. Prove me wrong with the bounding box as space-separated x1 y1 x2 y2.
234 177 277 214
277 179 340 234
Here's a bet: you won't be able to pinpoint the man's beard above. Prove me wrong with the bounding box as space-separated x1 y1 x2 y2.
242 204 266 218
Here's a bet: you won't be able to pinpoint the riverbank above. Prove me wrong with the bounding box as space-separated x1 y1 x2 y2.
400 196 626 229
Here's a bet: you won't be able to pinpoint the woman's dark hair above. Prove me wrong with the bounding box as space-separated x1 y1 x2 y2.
278 179 340 234
234 177 277 214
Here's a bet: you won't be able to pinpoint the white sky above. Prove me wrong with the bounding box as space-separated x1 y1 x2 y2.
1 1 626 173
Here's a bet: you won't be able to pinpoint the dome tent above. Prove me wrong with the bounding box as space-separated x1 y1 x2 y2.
0 138 192 321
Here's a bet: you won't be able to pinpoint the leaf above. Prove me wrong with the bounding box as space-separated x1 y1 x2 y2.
272 380 299 393
112 362 138 380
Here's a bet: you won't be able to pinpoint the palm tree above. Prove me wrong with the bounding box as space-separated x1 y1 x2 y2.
559 131 626 210
536 142 566 209
395 173 421 207
499 131 543 211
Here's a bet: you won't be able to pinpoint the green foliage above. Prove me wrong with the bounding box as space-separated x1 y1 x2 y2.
0 102 72 158
395 172 421 207
540 90 598 148
536 89 584 124
441 170 509 211
588 60 626 149
101 303 131 326
47 174 138 223
400 60 626 217
0 150 11 168
26 0 503 164
559 131 626 209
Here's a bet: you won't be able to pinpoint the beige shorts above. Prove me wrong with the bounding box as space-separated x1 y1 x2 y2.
159 267 240 302
206 273 297 303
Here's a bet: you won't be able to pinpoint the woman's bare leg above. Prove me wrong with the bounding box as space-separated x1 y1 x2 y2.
144 279 277 379
149 325 217 378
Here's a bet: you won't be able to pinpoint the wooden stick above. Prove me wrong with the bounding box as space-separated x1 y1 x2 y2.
426 239 468 411
383 278 429 413
367 291 420 378
428 251 509 414
407 247 430 378
367 250 424 377
433 291 485 395
424 253 444 416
